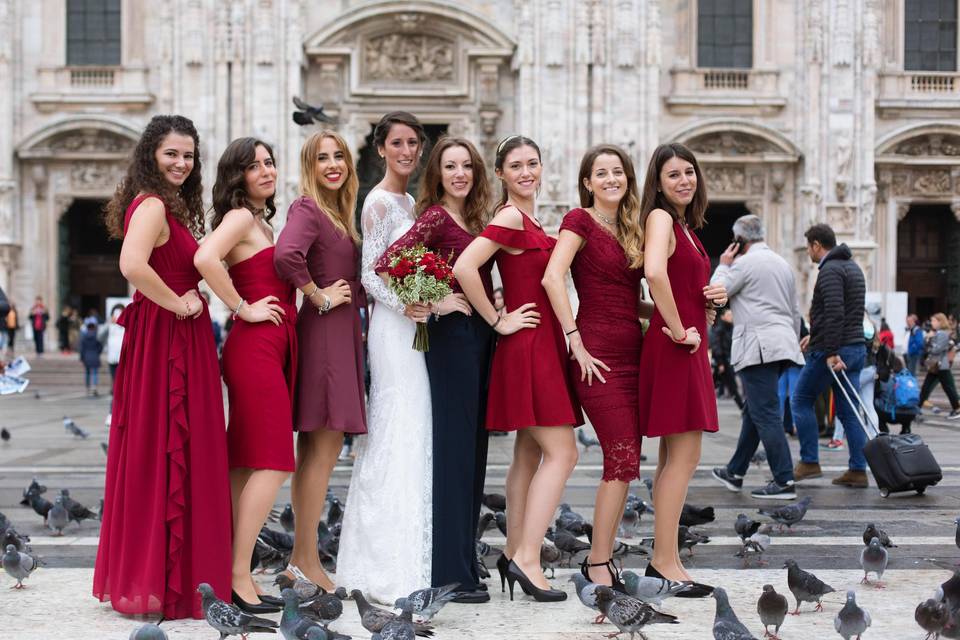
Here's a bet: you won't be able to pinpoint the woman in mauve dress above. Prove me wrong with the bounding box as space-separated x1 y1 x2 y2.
194 137 296 614
274 130 366 591
94 115 231 619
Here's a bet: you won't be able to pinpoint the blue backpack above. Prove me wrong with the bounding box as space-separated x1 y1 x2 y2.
885 369 920 418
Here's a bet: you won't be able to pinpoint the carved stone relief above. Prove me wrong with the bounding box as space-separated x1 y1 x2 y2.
826 204 856 232
0 180 14 237
363 34 454 82
893 135 960 157
860 183 877 237
45 131 132 155
703 166 746 194
686 132 777 156
70 163 125 192
833 132 852 201
913 170 952 195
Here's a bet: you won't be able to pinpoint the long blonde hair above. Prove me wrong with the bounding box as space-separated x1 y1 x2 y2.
299 130 359 242
577 144 644 268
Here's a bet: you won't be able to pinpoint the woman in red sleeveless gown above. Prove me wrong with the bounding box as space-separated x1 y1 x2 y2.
94 115 231 619
194 137 296 614
456 136 581 603
542 145 649 591
637 143 726 591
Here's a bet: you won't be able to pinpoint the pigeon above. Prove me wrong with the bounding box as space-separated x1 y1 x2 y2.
612 539 652 560
737 533 771 567
860 537 888 588
374 602 416 640
394 583 459 622
278 588 349 640
626 492 655 517
97 498 105 521
0 511 8 534
619 508 641 539
476 512 495 538
3 544 39 588
751 450 768 467
678 526 710 555
1 427 9 442
100 442 109 456
680 504 716 527
2 527 31 553
280 503 295 533
316 521 339 564
577 428 600 451
641 477 654 496
63 416 89 438
757 584 789 640
546 527 591 566
862 523 896 548
351 590 434 637
621 570 687 606
129 623 169 640
297 587 346 624
47 496 69 535
735 514 762 542
556 503 589 536
594 585 679 639
712 587 758 640
916 598 949 640
19 477 47 506
834 590 871 640
325 497 344 528
784 559 835 614
954 516 959 553
759 496 812 532
60 489 96 524
253 536 289 573
569 573 606 624
540 542 561 578
275 573 323 602
493 512 508 536
198 582 278 639
260 526 295 555
28 492 53 523
292 97 337 126
481 493 506 512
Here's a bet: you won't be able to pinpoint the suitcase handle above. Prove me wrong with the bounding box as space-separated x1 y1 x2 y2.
828 367 880 439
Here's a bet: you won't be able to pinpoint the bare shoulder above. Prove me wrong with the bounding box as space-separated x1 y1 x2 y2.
132 196 166 218
222 207 257 226
489 205 524 230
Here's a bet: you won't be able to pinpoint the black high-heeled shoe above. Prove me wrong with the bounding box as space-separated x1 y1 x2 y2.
506 561 567 602
497 553 531 595
644 563 714 598
579 557 627 594
232 589 281 614
257 593 283 606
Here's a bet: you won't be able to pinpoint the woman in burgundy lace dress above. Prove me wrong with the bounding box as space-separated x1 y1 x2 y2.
542 145 648 591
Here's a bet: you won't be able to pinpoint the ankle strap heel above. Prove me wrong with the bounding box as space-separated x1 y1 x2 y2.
579 557 627 593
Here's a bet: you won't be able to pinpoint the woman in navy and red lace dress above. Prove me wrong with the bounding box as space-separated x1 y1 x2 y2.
541 145 649 592
375 136 494 602
456 135 582 603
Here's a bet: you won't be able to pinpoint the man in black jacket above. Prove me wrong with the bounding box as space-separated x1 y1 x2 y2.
710 309 744 408
790 224 869 487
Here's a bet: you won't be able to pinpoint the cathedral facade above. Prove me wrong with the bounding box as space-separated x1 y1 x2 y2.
1 0 958 322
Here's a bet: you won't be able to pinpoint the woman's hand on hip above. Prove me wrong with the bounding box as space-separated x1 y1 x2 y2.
496 302 540 335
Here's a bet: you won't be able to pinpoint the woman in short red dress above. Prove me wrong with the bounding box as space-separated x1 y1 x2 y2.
193 137 295 614
456 135 582 603
542 145 648 591
638 143 725 590
94 115 231 619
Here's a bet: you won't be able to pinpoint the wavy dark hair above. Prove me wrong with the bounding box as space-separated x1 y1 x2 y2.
210 137 276 230
638 142 708 232
494 135 541 209
104 115 205 239
415 136 490 234
577 144 644 268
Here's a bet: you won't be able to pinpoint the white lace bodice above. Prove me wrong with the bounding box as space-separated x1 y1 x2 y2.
359 188 416 315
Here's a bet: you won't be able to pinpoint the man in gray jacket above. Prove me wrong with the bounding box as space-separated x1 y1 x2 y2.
710 215 805 499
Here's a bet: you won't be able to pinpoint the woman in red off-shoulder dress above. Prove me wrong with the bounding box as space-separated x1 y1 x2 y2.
455 135 581 603
94 115 231 619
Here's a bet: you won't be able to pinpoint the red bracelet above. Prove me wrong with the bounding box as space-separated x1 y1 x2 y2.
669 329 688 343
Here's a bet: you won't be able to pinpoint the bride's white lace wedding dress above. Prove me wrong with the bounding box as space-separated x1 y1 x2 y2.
335 187 433 604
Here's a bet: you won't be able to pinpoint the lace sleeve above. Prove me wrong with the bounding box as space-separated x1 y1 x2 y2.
374 205 446 273
361 194 406 313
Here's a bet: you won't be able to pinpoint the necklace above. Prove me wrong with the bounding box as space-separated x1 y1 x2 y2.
590 207 616 226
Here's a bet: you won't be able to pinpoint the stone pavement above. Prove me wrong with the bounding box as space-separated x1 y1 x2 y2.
2 353 960 639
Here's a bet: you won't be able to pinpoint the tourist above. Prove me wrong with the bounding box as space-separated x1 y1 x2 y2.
28 296 49 355
918 312 960 419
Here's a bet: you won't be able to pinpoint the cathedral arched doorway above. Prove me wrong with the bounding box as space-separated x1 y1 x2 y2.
59 198 125 318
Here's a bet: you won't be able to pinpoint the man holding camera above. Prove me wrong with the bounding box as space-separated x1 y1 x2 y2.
710 215 805 499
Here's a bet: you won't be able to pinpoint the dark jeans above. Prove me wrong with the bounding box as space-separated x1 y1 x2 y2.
425 312 494 590
33 329 44 354
905 353 920 376
919 368 960 410
727 362 795 485
84 365 99 388
791 344 867 470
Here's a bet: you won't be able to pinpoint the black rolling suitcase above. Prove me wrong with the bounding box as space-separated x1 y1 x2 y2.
830 368 942 497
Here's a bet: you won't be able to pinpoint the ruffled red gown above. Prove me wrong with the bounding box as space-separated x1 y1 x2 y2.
221 246 297 471
481 213 583 431
93 194 232 619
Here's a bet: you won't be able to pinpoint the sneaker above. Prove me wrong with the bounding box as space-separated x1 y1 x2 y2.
819 439 845 451
338 444 351 461
711 467 743 492
831 469 869 488
750 480 797 500
948 410 960 420
793 461 823 481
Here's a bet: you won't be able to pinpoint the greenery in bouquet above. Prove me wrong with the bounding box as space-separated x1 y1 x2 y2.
385 244 455 351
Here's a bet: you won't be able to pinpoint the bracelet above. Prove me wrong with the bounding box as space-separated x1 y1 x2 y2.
669 328 688 343
565 328 579 336
232 299 245 320
317 293 332 315
490 316 502 331
306 284 321 300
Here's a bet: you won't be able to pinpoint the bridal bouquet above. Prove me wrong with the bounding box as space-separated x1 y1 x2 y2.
384 244 455 352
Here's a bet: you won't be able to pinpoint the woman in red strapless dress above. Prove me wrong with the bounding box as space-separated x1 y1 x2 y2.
542 145 649 591
638 143 726 589
456 135 581 603
94 115 231 619
194 137 295 613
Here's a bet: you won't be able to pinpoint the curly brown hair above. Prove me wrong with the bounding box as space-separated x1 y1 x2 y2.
103 115 205 239
414 136 490 234
210 137 276 230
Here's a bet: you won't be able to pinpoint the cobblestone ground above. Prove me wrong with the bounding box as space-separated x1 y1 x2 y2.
2 353 959 639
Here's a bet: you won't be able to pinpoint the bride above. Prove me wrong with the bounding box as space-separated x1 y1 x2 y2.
335 112 433 604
